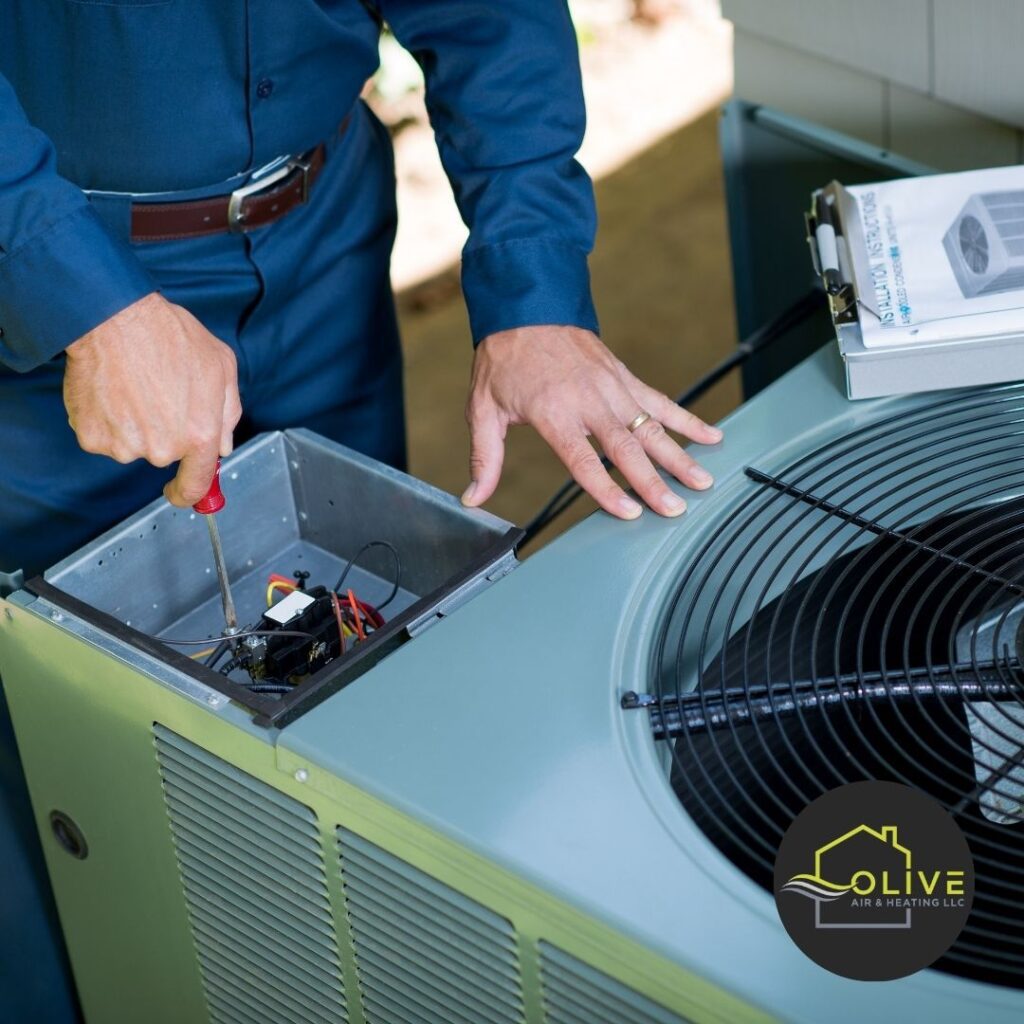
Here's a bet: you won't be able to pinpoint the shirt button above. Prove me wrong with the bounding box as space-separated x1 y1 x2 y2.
256 78 275 99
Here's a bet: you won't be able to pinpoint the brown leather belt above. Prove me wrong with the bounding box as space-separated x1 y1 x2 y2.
130 118 349 242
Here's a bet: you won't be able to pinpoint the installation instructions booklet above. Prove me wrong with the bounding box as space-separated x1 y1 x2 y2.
847 165 1024 349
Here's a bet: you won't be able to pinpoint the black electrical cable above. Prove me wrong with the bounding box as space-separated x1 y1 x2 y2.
157 629 319 646
247 682 292 695
334 540 403 610
519 285 825 549
204 639 231 669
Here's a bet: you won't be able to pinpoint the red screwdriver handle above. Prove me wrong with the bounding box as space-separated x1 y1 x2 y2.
192 459 226 515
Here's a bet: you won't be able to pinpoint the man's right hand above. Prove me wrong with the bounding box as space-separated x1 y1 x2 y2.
63 292 242 507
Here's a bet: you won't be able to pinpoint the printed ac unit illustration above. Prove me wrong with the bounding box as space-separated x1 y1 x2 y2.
3 348 1024 1023
943 190 1024 296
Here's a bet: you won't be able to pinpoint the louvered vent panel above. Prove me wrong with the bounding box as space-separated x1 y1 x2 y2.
154 725 347 1024
337 827 525 1024
539 943 691 1024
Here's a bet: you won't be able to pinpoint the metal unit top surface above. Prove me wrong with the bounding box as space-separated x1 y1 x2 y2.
278 346 1023 1022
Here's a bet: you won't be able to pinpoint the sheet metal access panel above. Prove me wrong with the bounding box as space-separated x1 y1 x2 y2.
28 429 521 728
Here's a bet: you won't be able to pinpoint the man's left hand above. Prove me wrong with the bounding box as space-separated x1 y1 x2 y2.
462 325 722 520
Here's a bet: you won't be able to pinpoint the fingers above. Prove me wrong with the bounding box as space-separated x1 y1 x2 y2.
462 400 506 507
631 415 713 493
164 442 221 508
624 375 723 445
220 350 242 457
590 407 688 518
534 414 642 520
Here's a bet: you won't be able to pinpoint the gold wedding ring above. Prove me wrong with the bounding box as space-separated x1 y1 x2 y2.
627 410 653 433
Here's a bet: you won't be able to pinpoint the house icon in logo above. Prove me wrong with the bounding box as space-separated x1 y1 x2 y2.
781 824 913 930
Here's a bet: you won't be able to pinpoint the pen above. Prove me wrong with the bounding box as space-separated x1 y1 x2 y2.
814 192 843 295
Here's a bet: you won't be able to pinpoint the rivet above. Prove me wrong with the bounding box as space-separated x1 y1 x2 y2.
294 768 309 783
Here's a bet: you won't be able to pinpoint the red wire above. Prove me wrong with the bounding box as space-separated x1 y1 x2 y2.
329 591 346 654
347 589 366 641
357 599 384 629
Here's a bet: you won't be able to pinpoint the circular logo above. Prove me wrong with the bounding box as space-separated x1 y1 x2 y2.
774 781 974 981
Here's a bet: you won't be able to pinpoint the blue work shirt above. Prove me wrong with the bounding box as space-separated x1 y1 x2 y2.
0 0 598 373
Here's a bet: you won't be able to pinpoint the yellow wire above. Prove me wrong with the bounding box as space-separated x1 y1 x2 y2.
189 647 217 660
266 580 295 607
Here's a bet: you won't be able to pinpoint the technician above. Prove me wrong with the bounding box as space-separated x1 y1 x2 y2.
0 2 721 1019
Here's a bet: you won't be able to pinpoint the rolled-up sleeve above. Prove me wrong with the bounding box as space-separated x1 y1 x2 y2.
380 1 599 344
0 74 155 372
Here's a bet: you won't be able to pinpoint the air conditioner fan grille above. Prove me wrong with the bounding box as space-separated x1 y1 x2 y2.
644 381 1024 989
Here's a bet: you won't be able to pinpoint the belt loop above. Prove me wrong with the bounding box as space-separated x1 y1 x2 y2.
86 192 134 242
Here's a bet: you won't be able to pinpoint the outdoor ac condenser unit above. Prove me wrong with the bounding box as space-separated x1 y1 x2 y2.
943 190 1024 297
4 353 1024 1024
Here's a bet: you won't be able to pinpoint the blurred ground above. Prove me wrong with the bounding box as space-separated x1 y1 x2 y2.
377 3 739 542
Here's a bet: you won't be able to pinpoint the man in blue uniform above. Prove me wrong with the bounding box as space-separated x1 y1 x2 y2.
0 1 722 1018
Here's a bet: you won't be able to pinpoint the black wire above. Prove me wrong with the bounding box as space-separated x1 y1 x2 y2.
204 640 231 669
247 682 292 695
157 629 319 646
519 285 825 549
334 540 403 611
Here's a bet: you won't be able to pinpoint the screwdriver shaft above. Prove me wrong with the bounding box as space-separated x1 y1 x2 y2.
204 514 238 631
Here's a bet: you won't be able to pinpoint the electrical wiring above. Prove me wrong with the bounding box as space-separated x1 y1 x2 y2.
329 590 347 654
334 540 402 610
347 589 366 642
158 629 319 646
205 639 232 669
266 579 295 607
357 599 384 630
169 543 403 695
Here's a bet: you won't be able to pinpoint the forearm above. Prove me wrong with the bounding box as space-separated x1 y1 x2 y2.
0 73 154 371
380 1 598 342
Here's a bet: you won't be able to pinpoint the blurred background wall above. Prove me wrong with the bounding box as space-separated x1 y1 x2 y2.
725 0 1024 173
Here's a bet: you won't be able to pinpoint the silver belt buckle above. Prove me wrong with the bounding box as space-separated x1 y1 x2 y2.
227 153 312 233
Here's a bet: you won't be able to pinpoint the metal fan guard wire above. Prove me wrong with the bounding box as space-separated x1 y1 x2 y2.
651 381 1024 988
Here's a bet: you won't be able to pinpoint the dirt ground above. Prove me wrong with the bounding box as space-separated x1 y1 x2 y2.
396 109 741 543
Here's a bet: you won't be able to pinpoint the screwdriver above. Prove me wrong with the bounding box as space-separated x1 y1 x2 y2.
193 459 238 634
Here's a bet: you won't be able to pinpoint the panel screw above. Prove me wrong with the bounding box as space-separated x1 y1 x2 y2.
294 768 309 783
206 694 220 706
50 609 64 622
